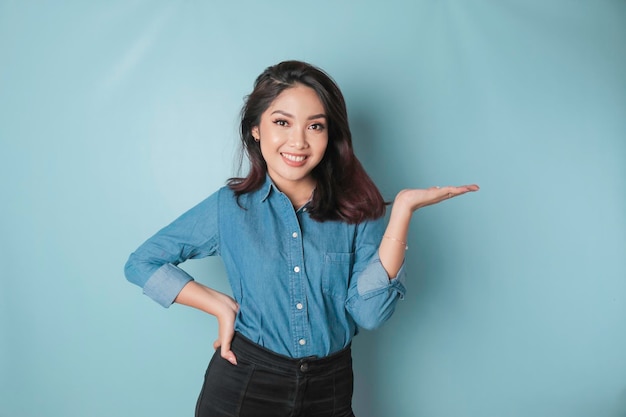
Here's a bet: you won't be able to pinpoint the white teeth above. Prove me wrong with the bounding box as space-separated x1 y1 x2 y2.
282 153 306 162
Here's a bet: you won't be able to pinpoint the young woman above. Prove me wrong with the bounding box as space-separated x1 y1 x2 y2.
125 60 478 417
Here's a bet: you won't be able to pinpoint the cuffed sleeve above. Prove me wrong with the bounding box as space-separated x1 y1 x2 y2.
141 263 194 308
346 255 406 330
124 191 221 307
356 256 406 300
345 218 407 330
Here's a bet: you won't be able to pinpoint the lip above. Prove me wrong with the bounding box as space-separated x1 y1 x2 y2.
281 152 308 167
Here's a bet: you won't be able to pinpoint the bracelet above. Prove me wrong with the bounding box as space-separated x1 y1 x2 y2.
383 235 408 250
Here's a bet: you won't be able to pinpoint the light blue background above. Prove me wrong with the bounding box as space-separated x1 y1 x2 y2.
1 1 625 416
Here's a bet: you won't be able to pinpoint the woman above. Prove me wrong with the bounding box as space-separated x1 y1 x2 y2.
125 60 478 417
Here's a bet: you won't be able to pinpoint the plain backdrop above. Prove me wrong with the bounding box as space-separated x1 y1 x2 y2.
1 1 625 416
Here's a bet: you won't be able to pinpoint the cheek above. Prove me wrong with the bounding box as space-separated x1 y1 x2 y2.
317 138 329 158
261 127 286 146
259 142 272 162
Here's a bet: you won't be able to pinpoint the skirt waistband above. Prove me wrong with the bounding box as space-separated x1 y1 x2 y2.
230 332 352 376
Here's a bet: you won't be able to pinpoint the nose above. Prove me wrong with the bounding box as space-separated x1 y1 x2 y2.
288 128 308 149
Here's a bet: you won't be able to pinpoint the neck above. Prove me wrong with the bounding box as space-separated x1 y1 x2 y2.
271 178 316 209
286 187 315 209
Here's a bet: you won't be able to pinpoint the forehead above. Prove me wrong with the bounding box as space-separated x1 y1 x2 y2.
266 84 325 114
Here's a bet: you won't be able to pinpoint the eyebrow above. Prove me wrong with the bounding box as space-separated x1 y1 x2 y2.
270 110 327 120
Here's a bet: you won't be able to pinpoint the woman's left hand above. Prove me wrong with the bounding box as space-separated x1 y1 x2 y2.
379 183 479 279
394 184 480 213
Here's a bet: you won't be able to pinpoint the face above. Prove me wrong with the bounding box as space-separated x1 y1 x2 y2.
251 84 328 196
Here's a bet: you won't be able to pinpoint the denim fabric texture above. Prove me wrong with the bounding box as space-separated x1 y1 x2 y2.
125 176 406 358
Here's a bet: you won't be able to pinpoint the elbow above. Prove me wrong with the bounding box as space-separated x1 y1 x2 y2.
357 318 384 332
353 308 394 331
348 288 402 331
124 251 167 288
124 253 142 287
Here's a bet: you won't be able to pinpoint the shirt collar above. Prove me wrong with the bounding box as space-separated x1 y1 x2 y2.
260 174 276 202
259 175 315 210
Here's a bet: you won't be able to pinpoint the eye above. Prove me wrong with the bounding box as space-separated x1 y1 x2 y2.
273 119 288 127
309 123 326 131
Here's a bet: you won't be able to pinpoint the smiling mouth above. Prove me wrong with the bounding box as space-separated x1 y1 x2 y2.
281 153 307 163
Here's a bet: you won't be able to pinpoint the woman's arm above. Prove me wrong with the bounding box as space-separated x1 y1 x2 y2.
379 184 479 278
125 192 241 363
174 281 240 365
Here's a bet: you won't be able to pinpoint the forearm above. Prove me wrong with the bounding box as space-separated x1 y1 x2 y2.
379 193 413 279
378 184 479 278
174 278 240 364
174 280 236 317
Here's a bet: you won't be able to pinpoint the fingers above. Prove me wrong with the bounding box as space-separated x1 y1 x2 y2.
216 311 238 365
215 336 238 365
434 184 480 199
454 184 479 193
432 184 479 191
220 340 238 366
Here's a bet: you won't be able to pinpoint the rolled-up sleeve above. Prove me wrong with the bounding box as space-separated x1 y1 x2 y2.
124 191 221 307
137 263 195 308
345 218 407 330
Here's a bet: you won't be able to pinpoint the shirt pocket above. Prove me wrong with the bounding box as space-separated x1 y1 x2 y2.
322 252 354 300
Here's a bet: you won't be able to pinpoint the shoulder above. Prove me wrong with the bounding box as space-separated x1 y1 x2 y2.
355 215 386 240
213 184 273 217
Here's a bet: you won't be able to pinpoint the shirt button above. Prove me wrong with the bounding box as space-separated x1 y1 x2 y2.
296 303 303 310
292 232 298 238
302 208 307 212
299 339 306 346
294 266 300 273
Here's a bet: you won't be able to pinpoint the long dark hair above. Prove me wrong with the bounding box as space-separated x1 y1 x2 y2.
228 60 385 223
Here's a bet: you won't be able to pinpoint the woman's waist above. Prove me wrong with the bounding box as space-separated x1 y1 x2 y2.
230 332 352 376
234 315 356 358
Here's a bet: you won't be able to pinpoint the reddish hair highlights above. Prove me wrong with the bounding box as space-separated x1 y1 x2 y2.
228 60 385 223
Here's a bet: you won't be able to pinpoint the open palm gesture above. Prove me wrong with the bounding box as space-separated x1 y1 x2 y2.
395 184 480 212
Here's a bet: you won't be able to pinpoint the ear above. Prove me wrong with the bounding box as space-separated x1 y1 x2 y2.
251 126 259 140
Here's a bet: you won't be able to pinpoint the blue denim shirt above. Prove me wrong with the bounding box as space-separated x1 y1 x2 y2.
125 177 406 358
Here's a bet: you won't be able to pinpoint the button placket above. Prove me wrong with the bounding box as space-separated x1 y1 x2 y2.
286 198 309 356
